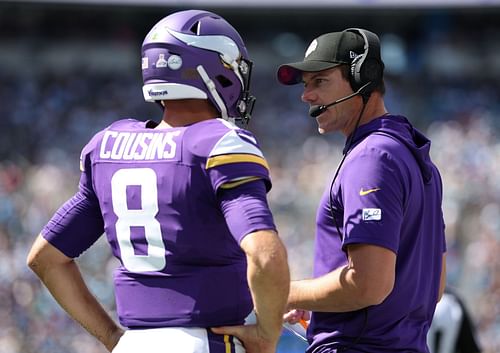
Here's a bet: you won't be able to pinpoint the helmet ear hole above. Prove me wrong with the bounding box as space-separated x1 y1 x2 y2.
216 75 233 88
189 22 200 34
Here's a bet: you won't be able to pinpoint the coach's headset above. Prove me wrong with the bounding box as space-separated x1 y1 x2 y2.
309 28 384 118
329 27 385 235
324 28 384 353
347 27 384 99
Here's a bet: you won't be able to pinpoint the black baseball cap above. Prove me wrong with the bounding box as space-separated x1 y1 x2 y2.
277 31 365 85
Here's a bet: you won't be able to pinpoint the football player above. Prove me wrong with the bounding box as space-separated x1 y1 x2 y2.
27 10 289 353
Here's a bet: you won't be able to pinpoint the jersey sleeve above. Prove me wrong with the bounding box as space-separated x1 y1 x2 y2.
204 127 272 193
218 179 277 244
340 146 404 253
41 134 105 258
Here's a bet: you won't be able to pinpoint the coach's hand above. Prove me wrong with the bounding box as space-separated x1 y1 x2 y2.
283 309 310 325
211 324 279 353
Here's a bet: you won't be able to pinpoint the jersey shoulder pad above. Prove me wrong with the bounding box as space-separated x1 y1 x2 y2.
106 118 145 131
184 118 260 153
185 119 271 191
199 119 268 170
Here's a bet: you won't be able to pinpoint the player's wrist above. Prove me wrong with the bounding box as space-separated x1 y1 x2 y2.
255 318 283 343
104 327 124 352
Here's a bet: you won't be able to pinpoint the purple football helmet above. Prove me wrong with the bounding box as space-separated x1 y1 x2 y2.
141 10 256 124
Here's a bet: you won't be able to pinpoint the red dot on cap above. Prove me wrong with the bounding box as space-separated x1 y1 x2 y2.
278 66 299 84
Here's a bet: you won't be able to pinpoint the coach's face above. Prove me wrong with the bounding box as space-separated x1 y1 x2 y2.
301 66 362 136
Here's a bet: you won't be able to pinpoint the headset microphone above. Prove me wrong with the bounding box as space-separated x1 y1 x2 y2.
308 81 372 118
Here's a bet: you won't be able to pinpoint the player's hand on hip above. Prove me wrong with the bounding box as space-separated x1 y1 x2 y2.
211 324 278 353
106 327 125 352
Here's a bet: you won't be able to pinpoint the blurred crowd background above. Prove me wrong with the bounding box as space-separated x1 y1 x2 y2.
1 1 500 352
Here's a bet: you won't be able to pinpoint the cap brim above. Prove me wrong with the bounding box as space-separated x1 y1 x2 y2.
277 60 343 85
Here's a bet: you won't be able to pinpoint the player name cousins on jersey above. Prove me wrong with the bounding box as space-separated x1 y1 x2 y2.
99 130 181 160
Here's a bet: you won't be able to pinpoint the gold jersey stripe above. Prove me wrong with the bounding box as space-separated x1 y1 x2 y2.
206 153 269 170
219 176 261 189
224 334 231 353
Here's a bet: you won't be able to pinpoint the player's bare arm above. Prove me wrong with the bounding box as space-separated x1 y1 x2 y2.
213 229 289 353
27 235 124 352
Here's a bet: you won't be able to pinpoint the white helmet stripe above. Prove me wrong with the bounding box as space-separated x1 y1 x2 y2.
167 28 240 64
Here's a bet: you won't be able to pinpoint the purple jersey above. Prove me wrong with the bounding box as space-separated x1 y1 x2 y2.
309 115 446 352
42 118 274 328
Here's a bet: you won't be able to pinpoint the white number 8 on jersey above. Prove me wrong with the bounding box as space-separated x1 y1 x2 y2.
111 168 166 272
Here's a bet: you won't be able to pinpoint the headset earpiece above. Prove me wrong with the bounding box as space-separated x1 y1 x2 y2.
345 28 384 95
